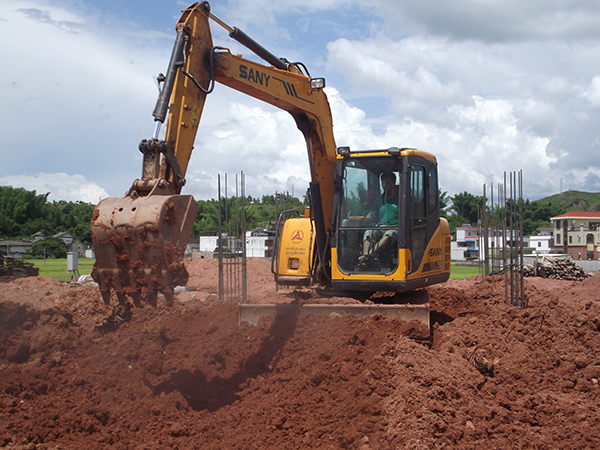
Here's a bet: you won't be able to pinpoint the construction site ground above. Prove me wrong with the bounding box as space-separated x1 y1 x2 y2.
1 258 600 449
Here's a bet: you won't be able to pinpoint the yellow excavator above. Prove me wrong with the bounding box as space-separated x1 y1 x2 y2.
91 2 451 324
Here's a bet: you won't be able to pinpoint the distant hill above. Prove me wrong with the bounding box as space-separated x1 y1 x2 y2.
538 190 600 212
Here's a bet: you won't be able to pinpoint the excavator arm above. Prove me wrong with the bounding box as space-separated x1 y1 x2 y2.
212 49 336 222
91 2 337 306
160 2 337 219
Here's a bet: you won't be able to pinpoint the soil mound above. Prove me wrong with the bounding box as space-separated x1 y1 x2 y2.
1 259 599 449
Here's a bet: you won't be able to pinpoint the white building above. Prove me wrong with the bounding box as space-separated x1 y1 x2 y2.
451 225 552 261
451 225 480 261
199 236 219 253
198 230 274 258
525 227 553 254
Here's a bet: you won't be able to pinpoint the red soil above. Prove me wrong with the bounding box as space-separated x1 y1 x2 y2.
1 258 600 449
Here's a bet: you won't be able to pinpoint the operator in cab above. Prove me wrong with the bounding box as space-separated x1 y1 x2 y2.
358 171 399 266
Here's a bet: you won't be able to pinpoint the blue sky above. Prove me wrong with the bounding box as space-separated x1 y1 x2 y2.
2 0 600 203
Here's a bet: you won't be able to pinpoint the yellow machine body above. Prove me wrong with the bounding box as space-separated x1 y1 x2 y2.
273 217 316 286
91 2 450 322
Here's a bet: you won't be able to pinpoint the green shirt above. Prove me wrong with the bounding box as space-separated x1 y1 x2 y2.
369 192 398 226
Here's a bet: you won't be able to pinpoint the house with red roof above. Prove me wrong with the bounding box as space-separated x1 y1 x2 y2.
550 212 600 260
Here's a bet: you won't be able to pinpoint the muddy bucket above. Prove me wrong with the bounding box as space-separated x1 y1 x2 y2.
91 194 197 307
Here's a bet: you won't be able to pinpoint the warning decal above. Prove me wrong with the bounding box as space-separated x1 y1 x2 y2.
291 229 304 244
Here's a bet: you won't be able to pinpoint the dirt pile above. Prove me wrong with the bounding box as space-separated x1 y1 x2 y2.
1 259 600 449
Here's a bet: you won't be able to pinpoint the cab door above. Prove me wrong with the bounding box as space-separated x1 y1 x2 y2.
408 160 441 273
409 164 427 272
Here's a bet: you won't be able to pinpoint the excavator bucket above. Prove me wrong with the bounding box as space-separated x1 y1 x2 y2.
91 194 197 307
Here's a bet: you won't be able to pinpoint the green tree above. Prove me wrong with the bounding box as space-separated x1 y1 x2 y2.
190 193 308 236
439 190 451 218
0 186 95 243
450 191 484 224
0 186 49 237
443 191 485 233
27 238 67 259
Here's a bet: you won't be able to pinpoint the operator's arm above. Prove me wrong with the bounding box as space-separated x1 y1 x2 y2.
366 195 383 221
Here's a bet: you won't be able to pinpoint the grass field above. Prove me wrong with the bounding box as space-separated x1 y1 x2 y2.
449 263 481 280
25 258 96 281
26 258 480 282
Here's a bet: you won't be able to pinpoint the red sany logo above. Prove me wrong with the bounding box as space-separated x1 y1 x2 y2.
291 229 304 244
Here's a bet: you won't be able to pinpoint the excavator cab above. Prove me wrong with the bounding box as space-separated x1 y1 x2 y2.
336 157 401 275
273 146 451 293
330 147 451 292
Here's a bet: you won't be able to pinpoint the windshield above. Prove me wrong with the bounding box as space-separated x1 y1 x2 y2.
337 157 401 274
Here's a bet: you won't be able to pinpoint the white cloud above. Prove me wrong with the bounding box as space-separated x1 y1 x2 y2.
583 76 600 107
327 37 471 111
323 22 600 198
0 173 109 203
371 0 600 42
0 0 169 199
2 0 600 207
184 99 310 199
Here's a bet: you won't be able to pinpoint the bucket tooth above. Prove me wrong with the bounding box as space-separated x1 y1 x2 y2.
100 290 111 305
163 288 175 306
144 291 158 308
131 291 142 308
116 291 128 306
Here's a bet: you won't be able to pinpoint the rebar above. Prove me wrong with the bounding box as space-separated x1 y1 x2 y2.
217 171 247 303
481 170 524 308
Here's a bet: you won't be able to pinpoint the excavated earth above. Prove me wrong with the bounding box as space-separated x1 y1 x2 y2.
1 258 600 449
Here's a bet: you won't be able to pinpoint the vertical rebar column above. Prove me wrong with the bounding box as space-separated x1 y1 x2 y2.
488 183 496 274
217 174 224 301
483 184 489 276
478 205 483 278
229 173 236 303
512 171 517 307
510 172 515 305
503 173 508 305
275 190 279 232
216 172 247 304
499 182 504 272
504 170 525 308
516 172 520 307
275 190 280 293
519 170 524 308
478 201 485 279
226 173 232 302
234 173 240 303
241 171 247 304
